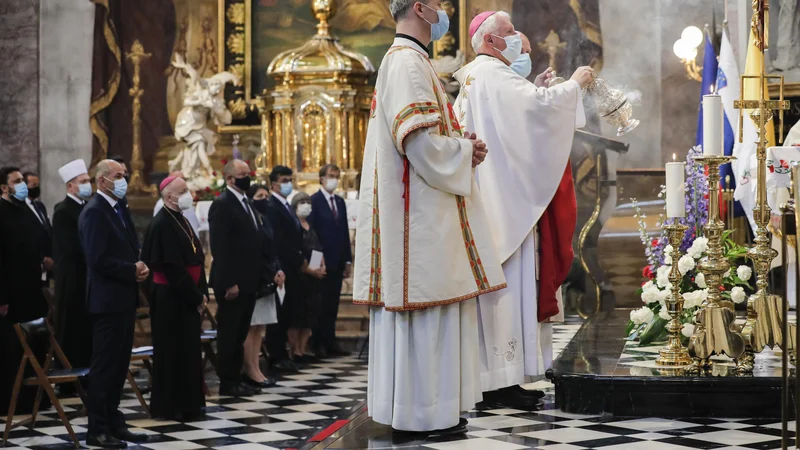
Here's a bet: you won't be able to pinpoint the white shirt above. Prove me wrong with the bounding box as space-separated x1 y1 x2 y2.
320 188 338 214
271 191 291 209
228 185 258 227
25 197 43 224
97 190 118 208
67 193 84 205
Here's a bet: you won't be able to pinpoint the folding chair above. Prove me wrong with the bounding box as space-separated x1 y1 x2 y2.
128 350 152 416
3 318 89 448
201 303 218 371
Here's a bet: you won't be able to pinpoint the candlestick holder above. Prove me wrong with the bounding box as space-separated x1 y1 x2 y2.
656 223 694 367
126 40 158 197
687 155 745 371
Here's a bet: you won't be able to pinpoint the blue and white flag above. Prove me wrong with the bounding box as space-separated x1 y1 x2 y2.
716 29 745 217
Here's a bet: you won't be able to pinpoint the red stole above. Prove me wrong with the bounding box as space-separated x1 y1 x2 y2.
537 162 577 322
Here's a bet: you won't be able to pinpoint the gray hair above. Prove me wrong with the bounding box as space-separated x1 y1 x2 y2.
290 192 311 210
95 159 117 182
470 11 510 53
389 0 415 21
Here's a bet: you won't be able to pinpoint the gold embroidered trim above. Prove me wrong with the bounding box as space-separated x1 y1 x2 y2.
367 162 382 303
456 195 490 290
353 283 507 311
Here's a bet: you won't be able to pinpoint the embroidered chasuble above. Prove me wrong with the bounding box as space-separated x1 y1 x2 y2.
353 39 506 311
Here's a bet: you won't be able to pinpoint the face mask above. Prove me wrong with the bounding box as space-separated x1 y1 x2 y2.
78 182 93 199
28 186 40 199
234 176 251 192
421 3 450 41
324 178 339 192
106 177 128 199
12 182 27 202
280 182 293 197
177 192 194 211
296 203 312 218
252 198 269 215
492 32 522 64
511 53 532 78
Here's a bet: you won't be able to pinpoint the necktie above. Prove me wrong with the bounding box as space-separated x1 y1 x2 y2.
114 203 127 229
243 198 257 229
34 203 47 226
330 196 338 220
285 202 300 227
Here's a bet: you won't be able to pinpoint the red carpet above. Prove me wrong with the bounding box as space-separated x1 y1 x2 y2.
309 419 350 442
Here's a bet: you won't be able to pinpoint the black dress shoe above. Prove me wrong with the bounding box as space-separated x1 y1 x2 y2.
220 383 258 397
505 385 546 399
111 428 149 443
243 374 277 388
393 418 468 436
272 359 300 373
478 388 544 410
86 433 127 449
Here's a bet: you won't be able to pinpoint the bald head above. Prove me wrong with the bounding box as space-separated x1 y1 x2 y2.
520 32 531 54
224 159 252 193
95 159 125 198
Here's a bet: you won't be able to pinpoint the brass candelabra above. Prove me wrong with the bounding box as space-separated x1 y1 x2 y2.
687 155 745 371
656 223 693 367
732 0 791 373
126 40 158 197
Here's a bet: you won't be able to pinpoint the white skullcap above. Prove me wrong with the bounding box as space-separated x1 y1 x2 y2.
58 159 88 184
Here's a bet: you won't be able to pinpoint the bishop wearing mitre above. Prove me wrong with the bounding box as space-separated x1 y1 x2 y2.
453 11 594 406
353 0 506 435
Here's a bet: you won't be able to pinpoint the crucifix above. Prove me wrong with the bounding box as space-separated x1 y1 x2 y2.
538 30 566 72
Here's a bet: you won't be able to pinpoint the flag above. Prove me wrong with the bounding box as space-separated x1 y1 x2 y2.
716 29 744 217
732 27 776 232
696 33 719 147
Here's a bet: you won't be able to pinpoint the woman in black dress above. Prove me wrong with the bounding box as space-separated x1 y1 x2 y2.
288 193 325 362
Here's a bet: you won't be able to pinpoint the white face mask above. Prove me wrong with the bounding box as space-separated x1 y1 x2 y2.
177 192 194 211
324 178 339 193
297 203 312 218
491 32 522 64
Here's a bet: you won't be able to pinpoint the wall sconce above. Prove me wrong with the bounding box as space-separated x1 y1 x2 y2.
673 26 704 82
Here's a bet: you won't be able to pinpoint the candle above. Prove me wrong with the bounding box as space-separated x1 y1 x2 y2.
666 154 686 218
703 93 723 156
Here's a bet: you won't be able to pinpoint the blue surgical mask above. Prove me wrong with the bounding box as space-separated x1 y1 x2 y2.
492 32 522 64
105 176 128 199
280 182 293 197
511 53 532 78
78 182 93 199
421 3 450 42
12 182 27 202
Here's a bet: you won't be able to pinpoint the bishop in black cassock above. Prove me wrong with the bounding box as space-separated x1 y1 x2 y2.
0 166 50 414
142 175 207 420
52 160 94 374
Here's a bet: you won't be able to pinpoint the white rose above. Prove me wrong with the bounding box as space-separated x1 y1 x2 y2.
683 289 708 309
630 307 655 325
659 307 672 321
642 280 655 291
656 265 671 288
737 265 752 281
681 323 696 338
731 286 747 304
678 254 696 276
689 237 709 259
695 272 707 288
641 288 660 305
656 289 670 303
664 245 674 264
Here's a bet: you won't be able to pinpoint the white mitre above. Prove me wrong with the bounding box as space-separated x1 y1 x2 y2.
58 159 88 183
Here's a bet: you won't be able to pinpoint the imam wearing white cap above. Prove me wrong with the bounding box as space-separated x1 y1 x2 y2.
51 158 95 374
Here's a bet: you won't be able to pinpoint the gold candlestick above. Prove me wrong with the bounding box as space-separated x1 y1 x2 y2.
732 0 791 373
126 40 157 197
656 223 693 367
687 155 745 371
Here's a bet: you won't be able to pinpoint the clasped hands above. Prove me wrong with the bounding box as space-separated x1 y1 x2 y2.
465 132 487 167
135 261 150 283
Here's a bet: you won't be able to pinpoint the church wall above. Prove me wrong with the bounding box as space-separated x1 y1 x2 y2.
0 0 39 172
39 0 94 211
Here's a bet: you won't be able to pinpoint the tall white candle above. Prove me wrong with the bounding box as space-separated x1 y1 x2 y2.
703 93 723 156
666 156 686 218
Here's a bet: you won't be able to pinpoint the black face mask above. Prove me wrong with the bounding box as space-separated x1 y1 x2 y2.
252 198 269 215
28 186 40 199
234 176 251 191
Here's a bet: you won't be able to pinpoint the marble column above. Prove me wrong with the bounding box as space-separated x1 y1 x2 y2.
39 0 94 211
0 0 39 171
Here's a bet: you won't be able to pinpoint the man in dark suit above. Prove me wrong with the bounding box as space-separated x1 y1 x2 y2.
263 166 306 372
79 159 149 449
308 164 352 357
23 171 54 283
52 160 94 375
108 156 139 249
209 159 264 396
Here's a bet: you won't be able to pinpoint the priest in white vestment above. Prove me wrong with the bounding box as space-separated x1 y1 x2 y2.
353 0 506 434
453 11 594 406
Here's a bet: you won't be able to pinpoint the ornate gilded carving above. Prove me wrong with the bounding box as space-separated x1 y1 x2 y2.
228 63 244 81
226 3 245 24
226 32 245 54
227 97 248 118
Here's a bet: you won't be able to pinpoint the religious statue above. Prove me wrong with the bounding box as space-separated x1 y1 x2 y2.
170 54 238 190
770 0 800 76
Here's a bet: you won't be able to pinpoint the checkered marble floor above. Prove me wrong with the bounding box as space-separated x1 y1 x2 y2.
1 356 368 450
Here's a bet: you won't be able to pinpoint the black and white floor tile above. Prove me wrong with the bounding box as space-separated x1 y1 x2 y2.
1 356 369 450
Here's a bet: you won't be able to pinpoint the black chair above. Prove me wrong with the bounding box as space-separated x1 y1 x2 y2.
2 318 89 448
201 302 218 371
